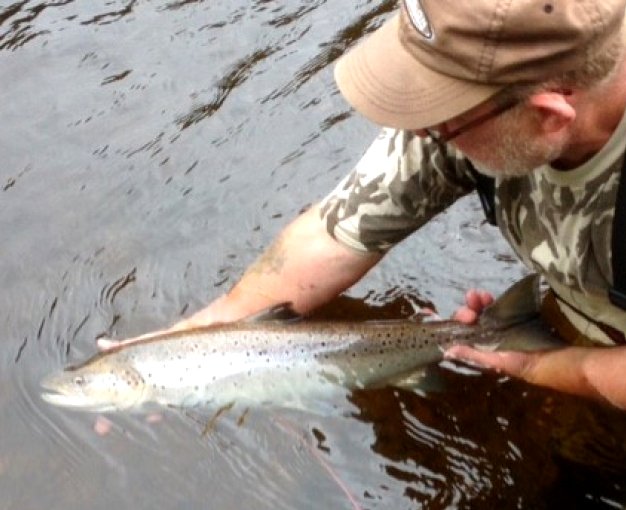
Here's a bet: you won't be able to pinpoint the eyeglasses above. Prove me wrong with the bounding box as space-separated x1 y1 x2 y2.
425 96 521 143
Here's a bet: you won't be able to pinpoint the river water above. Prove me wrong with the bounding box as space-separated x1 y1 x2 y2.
1 1 625 509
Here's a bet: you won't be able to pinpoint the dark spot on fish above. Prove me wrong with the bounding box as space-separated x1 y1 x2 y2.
544 3 553 13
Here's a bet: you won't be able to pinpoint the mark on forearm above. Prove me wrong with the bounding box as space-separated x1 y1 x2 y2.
245 234 287 277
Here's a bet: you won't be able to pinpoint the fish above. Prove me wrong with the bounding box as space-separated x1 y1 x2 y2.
40 274 562 412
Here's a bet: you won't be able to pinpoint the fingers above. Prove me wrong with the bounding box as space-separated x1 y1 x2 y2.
453 289 495 324
444 345 537 378
96 329 166 352
464 289 494 312
453 306 479 324
96 338 121 352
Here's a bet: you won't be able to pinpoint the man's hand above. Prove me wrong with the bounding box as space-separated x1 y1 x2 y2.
444 344 540 379
447 285 536 376
446 286 626 410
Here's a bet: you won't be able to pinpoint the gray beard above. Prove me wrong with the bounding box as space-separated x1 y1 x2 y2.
469 132 565 179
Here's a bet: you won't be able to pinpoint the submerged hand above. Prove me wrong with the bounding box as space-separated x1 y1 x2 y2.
445 340 626 410
447 284 552 396
96 295 234 352
444 345 540 379
447 285 537 381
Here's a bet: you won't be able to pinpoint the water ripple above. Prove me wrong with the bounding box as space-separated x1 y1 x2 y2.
80 0 136 26
177 46 279 130
262 0 396 103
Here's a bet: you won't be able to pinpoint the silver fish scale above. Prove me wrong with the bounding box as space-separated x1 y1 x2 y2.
102 320 490 408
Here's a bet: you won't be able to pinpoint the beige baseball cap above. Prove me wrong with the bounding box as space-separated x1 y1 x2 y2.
335 0 626 130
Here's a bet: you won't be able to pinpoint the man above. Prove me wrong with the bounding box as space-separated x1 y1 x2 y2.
106 0 626 408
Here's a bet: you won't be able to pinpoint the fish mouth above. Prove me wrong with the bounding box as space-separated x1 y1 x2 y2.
40 375 117 412
40 389 119 412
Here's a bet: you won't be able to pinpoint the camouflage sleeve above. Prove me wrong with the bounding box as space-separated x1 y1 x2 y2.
319 128 477 253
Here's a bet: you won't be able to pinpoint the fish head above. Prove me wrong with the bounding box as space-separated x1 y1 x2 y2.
41 358 147 412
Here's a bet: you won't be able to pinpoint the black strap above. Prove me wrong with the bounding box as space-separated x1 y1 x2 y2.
609 154 626 310
467 161 497 226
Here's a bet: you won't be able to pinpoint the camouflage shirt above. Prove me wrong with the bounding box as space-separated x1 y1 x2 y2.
320 113 626 344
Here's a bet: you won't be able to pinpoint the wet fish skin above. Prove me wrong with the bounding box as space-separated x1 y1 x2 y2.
40 313 559 413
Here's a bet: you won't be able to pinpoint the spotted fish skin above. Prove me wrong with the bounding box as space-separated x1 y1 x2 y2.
40 314 558 412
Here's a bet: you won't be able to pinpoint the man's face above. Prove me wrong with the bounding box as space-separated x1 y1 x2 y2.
419 99 567 178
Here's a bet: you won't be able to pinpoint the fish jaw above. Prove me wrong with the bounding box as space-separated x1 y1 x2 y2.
40 389 120 412
40 362 149 412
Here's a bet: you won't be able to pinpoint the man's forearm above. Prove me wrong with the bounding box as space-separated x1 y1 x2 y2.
523 345 626 409
174 204 382 328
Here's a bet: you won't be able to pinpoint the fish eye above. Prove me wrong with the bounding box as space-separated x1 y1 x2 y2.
73 376 85 386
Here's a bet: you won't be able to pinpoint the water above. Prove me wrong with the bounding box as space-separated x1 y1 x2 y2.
1 1 625 508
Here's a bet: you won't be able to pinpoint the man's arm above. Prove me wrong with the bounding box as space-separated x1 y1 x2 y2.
172 203 383 328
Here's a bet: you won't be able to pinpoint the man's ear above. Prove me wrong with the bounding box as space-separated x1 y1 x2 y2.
527 91 576 134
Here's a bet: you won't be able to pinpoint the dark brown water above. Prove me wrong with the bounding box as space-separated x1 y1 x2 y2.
1 1 625 509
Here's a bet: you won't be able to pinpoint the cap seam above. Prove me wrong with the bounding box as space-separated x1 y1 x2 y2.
476 0 513 81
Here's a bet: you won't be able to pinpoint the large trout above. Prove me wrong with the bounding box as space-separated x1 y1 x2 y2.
40 275 561 412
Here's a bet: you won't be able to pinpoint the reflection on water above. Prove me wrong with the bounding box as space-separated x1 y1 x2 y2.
1 0 625 509
349 370 626 509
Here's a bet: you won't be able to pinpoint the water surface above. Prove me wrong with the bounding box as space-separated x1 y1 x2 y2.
1 1 625 508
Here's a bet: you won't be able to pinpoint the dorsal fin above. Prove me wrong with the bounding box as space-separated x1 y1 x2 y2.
479 273 542 329
243 302 301 323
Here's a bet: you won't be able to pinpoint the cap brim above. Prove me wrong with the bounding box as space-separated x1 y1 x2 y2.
335 14 502 130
